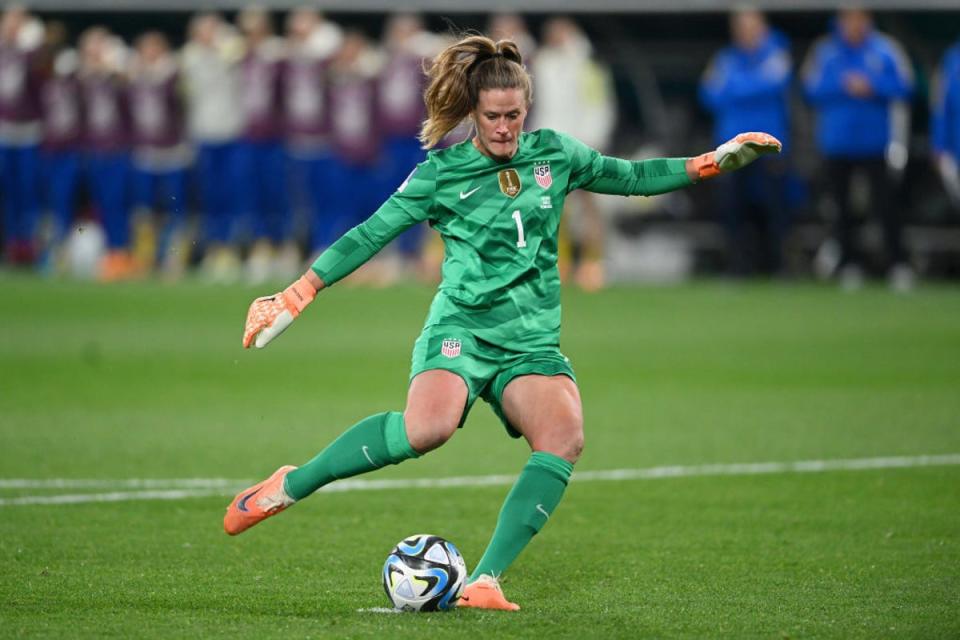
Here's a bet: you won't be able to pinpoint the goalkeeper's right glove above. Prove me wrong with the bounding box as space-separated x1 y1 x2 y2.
690 131 782 181
242 276 316 349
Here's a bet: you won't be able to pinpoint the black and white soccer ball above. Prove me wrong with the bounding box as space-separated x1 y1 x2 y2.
382 534 467 611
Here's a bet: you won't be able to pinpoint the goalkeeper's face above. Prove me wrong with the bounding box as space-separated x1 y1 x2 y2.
472 88 528 163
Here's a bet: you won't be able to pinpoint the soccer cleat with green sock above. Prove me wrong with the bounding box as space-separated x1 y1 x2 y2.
457 574 520 611
223 465 296 535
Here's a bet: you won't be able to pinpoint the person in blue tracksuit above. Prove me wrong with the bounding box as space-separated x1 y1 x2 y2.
802 8 914 287
931 40 960 209
700 8 792 275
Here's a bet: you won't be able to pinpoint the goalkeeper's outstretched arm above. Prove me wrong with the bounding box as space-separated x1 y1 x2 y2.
568 131 782 196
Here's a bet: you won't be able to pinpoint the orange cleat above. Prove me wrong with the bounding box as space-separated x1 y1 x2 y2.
223 465 297 536
457 574 520 611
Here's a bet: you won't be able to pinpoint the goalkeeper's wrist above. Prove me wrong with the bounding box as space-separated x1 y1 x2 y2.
688 152 721 183
282 275 317 315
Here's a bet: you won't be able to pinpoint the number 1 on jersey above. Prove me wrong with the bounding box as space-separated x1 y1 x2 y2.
512 209 527 248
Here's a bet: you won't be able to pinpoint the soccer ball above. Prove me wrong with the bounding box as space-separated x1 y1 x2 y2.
382 534 467 611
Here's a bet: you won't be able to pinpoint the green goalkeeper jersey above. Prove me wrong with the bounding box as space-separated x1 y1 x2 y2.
312 128 692 351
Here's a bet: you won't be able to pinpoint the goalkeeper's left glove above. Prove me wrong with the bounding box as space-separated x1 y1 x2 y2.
690 131 782 181
242 275 317 349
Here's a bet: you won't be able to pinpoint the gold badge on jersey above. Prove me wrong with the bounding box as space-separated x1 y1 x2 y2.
498 168 521 198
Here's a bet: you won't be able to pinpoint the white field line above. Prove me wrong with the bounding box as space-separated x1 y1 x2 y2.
1 453 958 507
0 489 226 506
0 478 246 490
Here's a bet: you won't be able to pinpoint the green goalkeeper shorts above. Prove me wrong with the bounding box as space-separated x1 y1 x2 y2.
409 324 577 438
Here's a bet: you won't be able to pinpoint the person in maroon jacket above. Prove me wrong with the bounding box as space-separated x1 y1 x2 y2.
324 30 385 258
376 13 440 279
0 5 43 265
78 26 135 280
237 7 294 283
36 20 82 271
128 31 190 277
282 7 341 256
79 27 133 281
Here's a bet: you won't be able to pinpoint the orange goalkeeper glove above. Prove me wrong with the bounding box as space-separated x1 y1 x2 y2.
690 131 782 181
242 276 316 349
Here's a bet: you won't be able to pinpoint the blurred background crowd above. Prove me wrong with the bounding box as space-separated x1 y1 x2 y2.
1 3 959 290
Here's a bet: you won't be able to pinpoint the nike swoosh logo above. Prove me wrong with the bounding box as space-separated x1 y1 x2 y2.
362 445 375 465
237 489 260 513
459 186 481 199
536 504 550 519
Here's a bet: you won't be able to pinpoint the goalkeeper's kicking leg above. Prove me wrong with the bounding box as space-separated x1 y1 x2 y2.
223 370 465 535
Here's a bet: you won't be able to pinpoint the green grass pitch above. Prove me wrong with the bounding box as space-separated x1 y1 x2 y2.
1 276 958 638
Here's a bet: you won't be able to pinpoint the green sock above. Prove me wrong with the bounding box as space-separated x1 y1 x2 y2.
469 451 574 582
283 411 420 501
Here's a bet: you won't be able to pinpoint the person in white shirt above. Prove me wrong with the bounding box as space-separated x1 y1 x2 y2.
181 12 245 282
532 17 615 290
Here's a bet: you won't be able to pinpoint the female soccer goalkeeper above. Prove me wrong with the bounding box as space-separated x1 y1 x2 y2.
226 33 780 611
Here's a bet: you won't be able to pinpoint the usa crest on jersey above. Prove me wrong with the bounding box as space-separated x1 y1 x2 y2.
441 339 461 358
533 162 552 189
